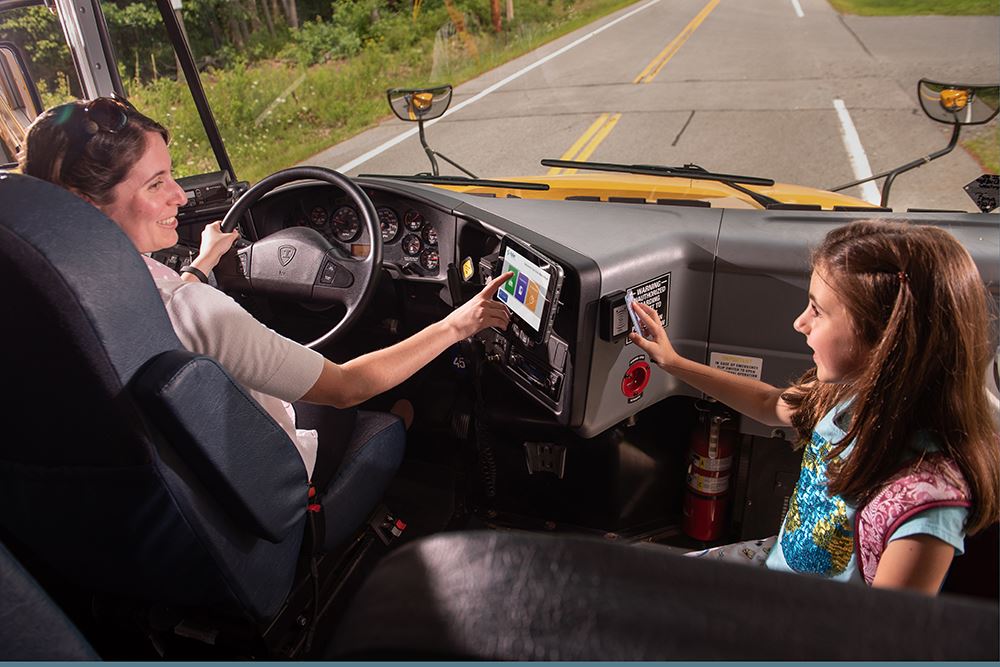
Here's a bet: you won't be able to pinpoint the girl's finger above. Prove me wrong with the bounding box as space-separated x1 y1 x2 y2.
480 271 514 299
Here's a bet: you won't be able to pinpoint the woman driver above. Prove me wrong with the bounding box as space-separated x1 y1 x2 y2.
19 97 512 532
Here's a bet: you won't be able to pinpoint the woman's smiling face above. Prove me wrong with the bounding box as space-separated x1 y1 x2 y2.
97 130 187 253
793 267 870 384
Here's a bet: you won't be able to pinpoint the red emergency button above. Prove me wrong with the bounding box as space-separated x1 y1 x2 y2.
621 360 651 398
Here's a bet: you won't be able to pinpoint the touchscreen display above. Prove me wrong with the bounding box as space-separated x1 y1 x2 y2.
496 243 552 333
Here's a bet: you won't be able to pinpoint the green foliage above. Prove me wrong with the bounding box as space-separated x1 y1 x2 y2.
5 0 635 180
283 14 362 64
828 0 999 15
0 6 81 99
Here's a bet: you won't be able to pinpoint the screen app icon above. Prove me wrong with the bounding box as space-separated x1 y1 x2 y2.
525 280 539 312
514 274 529 303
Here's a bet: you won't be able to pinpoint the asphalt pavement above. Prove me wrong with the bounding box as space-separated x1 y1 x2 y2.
306 0 1000 212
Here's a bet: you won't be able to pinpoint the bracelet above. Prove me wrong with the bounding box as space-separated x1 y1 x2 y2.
180 265 209 284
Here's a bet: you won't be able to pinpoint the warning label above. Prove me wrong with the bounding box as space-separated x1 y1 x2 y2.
625 273 670 345
709 352 762 380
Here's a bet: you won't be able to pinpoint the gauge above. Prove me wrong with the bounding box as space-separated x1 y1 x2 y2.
403 209 424 231
309 206 327 227
421 223 438 245
330 205 360 242
419 248 439 272
378 207 399 242
401 233 422 256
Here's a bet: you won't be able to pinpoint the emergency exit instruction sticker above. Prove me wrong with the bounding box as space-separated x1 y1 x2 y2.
625 272 670 345
709 352 762 381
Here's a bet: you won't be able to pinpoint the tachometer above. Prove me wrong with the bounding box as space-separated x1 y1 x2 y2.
401 233 422 256
421 223 438 245
419 248 439 271
309 206 327 227
330 205 360 242
378 207 399 242
403 209 424 231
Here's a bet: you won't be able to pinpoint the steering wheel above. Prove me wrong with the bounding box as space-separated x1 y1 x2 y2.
218 166 382 349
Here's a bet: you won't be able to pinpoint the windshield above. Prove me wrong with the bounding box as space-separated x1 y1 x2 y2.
2 0 997 211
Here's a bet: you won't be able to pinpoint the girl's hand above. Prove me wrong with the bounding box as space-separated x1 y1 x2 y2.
629 301 680 369
197 221 240 269
444 271 513 340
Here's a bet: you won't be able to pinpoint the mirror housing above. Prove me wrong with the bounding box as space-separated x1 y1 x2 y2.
387 85 453 122
918 79 999 126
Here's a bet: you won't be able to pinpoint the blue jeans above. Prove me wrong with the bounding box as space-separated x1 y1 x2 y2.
313 410 406 551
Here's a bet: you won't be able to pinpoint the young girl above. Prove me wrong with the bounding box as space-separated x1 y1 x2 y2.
630 220 999 594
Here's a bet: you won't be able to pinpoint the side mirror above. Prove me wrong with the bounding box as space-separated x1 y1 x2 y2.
918 79 999 126
387 85 452 122
0 41 44 164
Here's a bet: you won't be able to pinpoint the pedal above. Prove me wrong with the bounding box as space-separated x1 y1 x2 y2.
369 505 407 546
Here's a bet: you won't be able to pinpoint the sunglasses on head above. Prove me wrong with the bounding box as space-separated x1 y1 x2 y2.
53 95 137 141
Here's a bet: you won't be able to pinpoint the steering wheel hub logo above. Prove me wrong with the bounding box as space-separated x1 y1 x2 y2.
278 245 296 266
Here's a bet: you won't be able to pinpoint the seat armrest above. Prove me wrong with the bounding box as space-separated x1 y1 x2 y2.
133 350 308 542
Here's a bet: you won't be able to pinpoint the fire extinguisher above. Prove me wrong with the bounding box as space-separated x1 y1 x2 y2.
682 402 738 542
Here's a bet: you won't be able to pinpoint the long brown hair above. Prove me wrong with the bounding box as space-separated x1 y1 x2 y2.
782 220 999 534
18 98 168 205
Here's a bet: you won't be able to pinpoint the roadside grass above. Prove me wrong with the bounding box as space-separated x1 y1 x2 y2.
129 0 635 183
828 0 999 15
961 124 999 173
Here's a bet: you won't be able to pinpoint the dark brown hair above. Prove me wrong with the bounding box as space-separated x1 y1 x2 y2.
782 220 999 534
18 98 168 206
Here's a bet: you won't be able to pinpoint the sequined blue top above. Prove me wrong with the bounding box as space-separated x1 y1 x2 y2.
764 399 967 584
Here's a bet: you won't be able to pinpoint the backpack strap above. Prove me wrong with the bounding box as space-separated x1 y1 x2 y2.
856 455 971 585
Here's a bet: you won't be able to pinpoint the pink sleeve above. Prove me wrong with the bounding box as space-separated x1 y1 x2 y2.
141 255 181 282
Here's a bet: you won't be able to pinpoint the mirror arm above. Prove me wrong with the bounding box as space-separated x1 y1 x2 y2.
830 122 961 207
432 151 478 179
417 120 477 178
417 120 441 176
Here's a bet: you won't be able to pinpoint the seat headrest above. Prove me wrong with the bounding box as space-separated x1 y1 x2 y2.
0 172 181 466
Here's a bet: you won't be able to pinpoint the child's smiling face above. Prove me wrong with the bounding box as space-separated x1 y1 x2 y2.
793 268 870 384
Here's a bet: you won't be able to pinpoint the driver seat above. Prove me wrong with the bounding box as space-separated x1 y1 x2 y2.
0 172 402 628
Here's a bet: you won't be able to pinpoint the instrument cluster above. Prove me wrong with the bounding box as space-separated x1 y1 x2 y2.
292 198 441 276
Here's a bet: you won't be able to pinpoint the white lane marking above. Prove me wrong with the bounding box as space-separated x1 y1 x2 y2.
833 98 880 205
335 0 664 173
790 0 804 18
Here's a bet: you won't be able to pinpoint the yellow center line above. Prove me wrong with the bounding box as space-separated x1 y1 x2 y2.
633 0 720 85
548 113 611 175
562 113 622 174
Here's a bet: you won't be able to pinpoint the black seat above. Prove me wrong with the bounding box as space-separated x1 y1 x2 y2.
0 172 400 629
0 540 97 660
329 530 999 660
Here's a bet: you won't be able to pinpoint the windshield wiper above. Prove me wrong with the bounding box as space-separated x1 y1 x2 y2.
539 159 782 208
359 173 550 191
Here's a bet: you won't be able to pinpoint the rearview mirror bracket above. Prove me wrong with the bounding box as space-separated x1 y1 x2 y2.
387 85 477 178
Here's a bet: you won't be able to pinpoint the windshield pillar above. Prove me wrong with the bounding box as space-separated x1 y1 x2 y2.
52 0 120 98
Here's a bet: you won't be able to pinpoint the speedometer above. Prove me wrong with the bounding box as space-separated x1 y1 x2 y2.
330 206 360 242
378 207 399 242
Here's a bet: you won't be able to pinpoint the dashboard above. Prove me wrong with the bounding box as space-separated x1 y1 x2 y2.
210 178 1000 440
248 185 449 279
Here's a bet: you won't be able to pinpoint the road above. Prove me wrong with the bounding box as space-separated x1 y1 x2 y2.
307 0 1000 212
